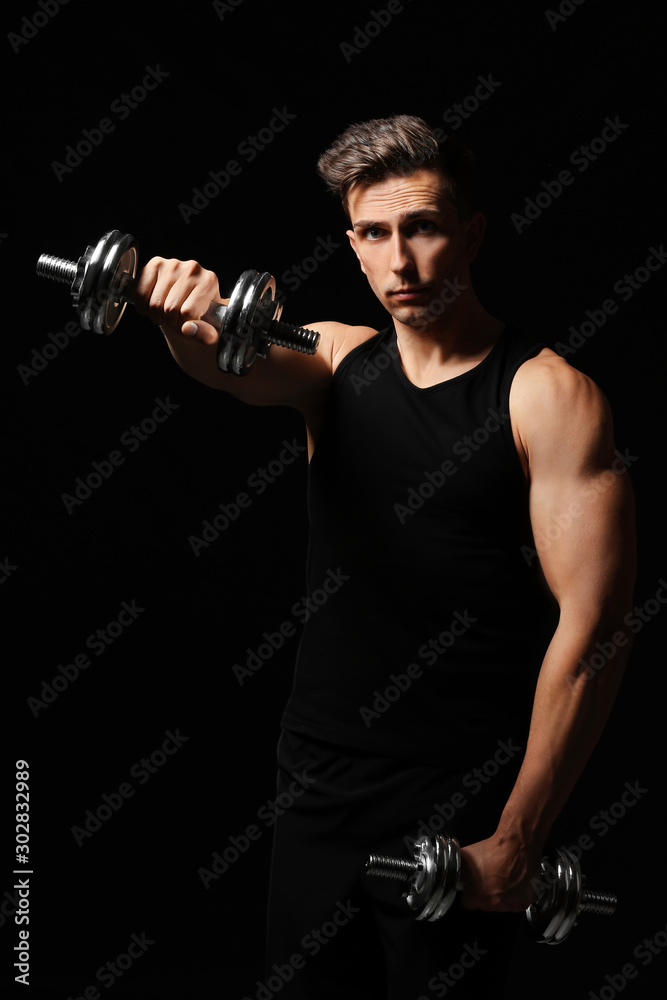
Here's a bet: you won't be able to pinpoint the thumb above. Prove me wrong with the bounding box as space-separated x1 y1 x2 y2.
181 320 219 346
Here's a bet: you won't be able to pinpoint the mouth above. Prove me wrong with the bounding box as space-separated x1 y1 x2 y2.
389 287 429 302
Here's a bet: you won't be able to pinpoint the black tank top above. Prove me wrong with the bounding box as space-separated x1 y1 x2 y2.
282 324 557 766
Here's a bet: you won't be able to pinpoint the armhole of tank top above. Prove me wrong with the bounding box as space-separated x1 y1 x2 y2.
501 339 547 486
309 328 391 467
332 327 392 385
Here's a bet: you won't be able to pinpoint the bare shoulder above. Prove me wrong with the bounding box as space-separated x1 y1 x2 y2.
306 320 380 374
510 347 614 469
512 347 609 418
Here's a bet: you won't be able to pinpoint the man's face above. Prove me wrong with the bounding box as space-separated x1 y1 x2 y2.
346 168 483 330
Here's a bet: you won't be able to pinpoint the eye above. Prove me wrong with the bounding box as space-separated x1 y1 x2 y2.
362 226 384 240
413 219 436 234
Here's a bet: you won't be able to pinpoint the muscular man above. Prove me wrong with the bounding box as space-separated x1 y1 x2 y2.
135 116 636 997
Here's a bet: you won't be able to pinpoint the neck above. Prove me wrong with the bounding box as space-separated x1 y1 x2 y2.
394 287 505 369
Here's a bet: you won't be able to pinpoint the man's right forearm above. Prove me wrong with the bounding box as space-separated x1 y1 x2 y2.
161 323 238 394
135 254 335 409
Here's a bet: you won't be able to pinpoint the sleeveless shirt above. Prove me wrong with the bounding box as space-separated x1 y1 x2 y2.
281 323 557 766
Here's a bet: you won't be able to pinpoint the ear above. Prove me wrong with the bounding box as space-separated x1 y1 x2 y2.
347 229 366 275
463 211 486 263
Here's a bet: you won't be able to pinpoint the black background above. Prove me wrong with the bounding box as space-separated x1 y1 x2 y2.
3 0 666 996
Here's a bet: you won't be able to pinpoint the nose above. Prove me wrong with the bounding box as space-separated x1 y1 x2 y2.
389 233 415 274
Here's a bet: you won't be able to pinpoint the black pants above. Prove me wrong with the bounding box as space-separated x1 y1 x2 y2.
264 729 523 999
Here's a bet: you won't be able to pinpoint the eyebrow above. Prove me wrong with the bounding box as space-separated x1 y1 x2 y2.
352 207 443 230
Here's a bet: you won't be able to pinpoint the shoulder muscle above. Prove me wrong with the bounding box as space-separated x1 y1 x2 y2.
510 350 614 479
305 321 379 375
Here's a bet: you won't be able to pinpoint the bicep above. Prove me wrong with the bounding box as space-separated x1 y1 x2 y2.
519 363 636 623
530 460 636 624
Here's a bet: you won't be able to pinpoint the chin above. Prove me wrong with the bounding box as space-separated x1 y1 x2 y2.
389 304 435 329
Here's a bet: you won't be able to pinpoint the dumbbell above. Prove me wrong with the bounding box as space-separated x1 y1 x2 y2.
365 833 617 944
36 229 321 376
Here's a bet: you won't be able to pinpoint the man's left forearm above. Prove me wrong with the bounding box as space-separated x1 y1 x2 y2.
495 613 632 855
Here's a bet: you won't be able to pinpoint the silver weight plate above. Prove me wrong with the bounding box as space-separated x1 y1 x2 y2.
427 835 461 922
73 230 137 334
406 834 461 923
217 269 278 375
413 837 444 921
93 233 137 335
551 849 582 944
217 270 255 372
526 857 555 939
74 231 120 331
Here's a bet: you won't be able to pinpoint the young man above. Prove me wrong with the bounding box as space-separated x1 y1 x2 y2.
135 116 636 996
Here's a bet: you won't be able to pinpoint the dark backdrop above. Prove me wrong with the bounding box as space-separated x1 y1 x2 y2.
4 1 665 996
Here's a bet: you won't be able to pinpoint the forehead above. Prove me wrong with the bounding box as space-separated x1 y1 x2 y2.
348 168 454 224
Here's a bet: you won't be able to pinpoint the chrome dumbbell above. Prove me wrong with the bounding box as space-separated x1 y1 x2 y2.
36 229 320 376
366 833 617 944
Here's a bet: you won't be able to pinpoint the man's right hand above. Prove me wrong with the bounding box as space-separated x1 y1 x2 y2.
134 255 225 346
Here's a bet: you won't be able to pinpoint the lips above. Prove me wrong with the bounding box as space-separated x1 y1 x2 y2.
390 287 428 300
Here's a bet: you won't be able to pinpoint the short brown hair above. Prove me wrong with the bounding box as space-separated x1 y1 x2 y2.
317 114 476 219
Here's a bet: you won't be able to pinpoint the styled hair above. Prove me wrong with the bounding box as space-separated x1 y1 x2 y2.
317 114 476 219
